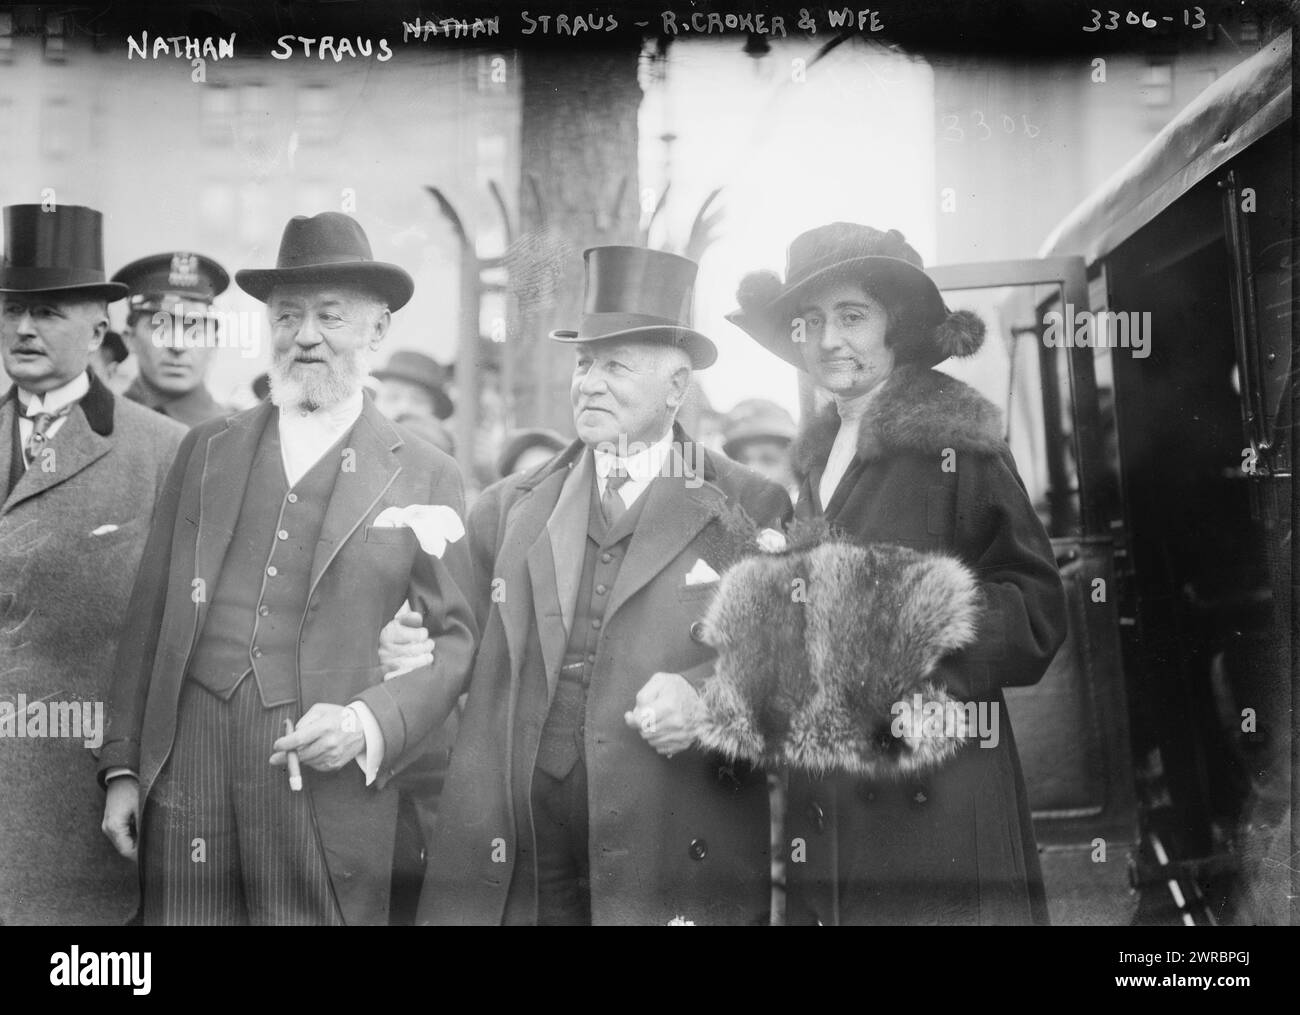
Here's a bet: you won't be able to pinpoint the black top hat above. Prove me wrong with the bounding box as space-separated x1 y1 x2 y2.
549 246 717 369
727 223 985 369
372 349 454 419
0 204 128 301
113 251 229 317
235 212 414 311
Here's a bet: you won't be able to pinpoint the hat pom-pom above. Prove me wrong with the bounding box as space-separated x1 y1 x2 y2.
736 270 783 313
933 309 986 359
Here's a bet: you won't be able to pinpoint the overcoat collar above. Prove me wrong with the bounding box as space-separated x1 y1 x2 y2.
791 364 1004 480
1 370 116 514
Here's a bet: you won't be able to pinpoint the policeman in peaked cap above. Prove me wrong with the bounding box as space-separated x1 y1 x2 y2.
114 251 232 427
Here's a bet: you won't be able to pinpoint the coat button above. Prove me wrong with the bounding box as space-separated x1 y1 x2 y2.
266 566 277 577
689 621 707 643
600 552 613 564
278 529 289 540
252 646 263 659
595 584 607 595
807 801 825 832
258 604 270 616
856 782 875 803
591 618 601 630
689 838 708 860
911 788 929 806
286 493 298 503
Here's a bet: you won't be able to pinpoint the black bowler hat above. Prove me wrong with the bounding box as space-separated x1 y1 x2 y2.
549 246 717 369
727 223 985 369
372 349 454 420
0 204 128 301
113 251 229 317
235 212 414 311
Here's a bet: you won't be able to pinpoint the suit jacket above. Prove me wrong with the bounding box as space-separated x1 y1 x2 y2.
98 396 478 925
420 427 791 925
0 372 185 925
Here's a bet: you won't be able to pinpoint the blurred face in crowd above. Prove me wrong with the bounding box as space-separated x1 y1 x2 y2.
0 293 106 394
267 284 389 412
570 339 691 449
126 303 217 397
795 279 895 400
375 378 436 421
735 437 793 486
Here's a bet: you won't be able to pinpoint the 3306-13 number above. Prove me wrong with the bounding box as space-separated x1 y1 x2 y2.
1082 8 1207 31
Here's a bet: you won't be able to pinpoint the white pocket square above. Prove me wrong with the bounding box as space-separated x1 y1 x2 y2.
90 524 120 536
684 558 720 586
371 504 465 558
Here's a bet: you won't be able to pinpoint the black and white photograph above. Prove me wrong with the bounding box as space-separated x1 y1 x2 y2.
0 0 1294 991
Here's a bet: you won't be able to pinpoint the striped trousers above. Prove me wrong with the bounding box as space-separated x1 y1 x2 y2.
141 676 345 926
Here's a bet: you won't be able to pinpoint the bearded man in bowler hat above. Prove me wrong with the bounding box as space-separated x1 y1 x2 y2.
0 204 186 924
99 212 477 925
415 246 791 925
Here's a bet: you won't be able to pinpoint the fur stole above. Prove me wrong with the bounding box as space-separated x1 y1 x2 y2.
696 532 981 779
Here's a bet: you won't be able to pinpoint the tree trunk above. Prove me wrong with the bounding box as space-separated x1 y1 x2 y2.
508 44 643 433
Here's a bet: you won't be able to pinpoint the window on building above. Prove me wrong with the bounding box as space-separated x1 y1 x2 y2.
1139 62 1173 107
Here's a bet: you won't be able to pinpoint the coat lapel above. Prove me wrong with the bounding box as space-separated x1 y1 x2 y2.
0 392 14 506
193 402 273 627
604 442 726 621
495 455 572 691
308 399 403 594
2 402 112 515
525 449 592 703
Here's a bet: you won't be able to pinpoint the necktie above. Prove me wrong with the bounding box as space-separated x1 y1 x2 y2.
601 472 631 527
23 404 74 467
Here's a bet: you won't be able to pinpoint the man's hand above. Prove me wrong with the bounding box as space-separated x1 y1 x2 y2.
269 703 365 772
101 777 140 861
624 672 706 758
378 602 435 678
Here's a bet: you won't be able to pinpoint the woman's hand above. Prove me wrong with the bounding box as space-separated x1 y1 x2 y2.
624 672 706 758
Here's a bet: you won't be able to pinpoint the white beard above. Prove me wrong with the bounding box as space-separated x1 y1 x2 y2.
269 345 370 413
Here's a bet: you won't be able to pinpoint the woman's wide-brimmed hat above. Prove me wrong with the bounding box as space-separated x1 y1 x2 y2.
0 204 128 302
235 212 414 311
726 222 985 370
549 246 717 369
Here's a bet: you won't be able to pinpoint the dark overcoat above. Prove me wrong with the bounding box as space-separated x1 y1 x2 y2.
0 372 185 925
419 429 790 925
702 364 1067 925
98 396 477 925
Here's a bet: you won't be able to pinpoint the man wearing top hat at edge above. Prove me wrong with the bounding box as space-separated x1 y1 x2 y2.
0 204 186 925
114 251 233 428
416 246 791 926
98 212 477 925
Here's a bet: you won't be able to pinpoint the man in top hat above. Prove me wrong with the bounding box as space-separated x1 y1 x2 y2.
417 246 790 925
114 252 232 427
98 212 477 925
0 204 186 925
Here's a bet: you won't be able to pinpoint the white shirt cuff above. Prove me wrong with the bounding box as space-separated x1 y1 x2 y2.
104 768 138 782
348 702 385 786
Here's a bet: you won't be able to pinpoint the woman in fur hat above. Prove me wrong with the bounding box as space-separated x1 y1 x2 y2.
698 223 1068 925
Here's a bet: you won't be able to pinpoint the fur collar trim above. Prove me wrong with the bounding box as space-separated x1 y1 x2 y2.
792 364 1003 478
